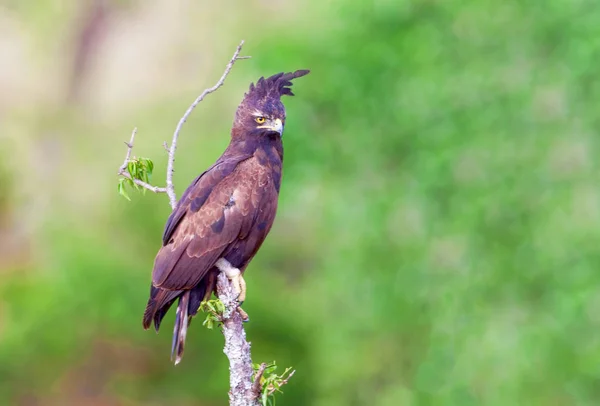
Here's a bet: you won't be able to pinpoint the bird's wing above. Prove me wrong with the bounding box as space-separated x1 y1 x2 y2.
152 154 269 290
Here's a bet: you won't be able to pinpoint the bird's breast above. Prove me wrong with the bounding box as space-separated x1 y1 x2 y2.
253 146 283 192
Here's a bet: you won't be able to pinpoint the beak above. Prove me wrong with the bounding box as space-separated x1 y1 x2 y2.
273 119 283 137
270 118 283 136
258 118 283 136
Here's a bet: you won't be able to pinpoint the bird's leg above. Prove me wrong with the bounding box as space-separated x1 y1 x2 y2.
215 258 249 321
215 258 245 301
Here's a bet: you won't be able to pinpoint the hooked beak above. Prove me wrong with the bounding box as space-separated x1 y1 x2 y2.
257 118 284 136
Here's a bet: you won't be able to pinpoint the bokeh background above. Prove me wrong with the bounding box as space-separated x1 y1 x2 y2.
1 0 600 405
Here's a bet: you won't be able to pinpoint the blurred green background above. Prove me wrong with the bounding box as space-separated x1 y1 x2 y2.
1 0 600 405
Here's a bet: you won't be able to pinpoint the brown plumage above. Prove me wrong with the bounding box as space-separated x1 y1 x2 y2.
142 69 310 364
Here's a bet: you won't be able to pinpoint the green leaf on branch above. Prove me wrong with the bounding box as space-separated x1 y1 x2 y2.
199 299 225 329
127 161 136 179
117 178 131 201
252 361 295 406
117 157 156 200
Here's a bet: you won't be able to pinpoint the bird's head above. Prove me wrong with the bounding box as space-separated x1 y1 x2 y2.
232 70 310 139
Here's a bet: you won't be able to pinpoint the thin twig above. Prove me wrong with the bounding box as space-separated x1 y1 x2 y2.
117 127 137 174
117 127 168 194
117 42 248 206
267 370 296 396
120 173 167 193
119 128 167 193
165 40 249 210
251 363 268 398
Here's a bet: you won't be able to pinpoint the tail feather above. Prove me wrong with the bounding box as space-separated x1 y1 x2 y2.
153 296 177 332
142 285 181 331
142 272 218 364
171 291 190 365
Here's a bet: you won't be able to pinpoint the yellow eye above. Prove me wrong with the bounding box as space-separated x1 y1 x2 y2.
255 117 266 124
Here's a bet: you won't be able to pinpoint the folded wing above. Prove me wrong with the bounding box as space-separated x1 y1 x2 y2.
152 154 264 291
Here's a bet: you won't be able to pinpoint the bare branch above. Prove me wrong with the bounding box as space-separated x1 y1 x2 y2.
165 40 249 210
118 127 137 174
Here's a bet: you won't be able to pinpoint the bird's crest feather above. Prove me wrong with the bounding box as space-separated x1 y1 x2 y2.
245 69 310 100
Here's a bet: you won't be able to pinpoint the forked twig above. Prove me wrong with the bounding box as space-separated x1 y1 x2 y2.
116 41 250 209
164 41 249 209
118 127 167 193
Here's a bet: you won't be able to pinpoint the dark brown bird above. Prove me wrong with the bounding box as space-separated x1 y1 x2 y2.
142 70 310 364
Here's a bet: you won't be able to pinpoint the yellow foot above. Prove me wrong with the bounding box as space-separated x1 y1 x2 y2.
215 258 249 321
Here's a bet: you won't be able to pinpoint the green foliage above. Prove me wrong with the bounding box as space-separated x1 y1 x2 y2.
253 362 295 406
199 299 225 329
118 157 155 200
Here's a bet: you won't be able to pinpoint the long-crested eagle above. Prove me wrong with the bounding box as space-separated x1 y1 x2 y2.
142 69 310 364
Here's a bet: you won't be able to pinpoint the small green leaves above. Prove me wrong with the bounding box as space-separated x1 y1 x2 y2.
117 178 131 201
199 299 225 329
117 157 155 200
253 361 295 406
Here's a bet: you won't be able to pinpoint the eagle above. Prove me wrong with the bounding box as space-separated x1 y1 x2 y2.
142 69 310 364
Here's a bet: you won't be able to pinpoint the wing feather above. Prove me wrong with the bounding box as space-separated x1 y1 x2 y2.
152 155 272 291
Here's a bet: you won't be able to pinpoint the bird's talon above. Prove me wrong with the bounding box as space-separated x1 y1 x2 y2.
237 307 250 322
214 258 248 317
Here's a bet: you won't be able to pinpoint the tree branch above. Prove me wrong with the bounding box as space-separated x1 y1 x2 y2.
117 128 168 193
217 272 261 406
268 369 296 396
251 363 268 398
116 40 249 210
165 40 249 210
118 127 137 174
